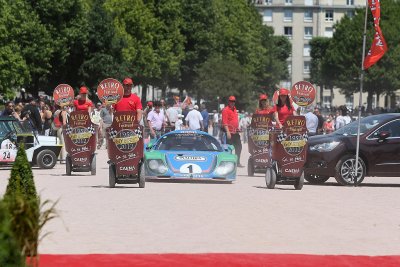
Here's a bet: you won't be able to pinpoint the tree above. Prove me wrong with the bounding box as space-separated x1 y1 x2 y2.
310 37 331 106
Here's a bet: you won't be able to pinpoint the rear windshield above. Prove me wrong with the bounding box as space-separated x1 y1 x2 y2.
155 132 222 151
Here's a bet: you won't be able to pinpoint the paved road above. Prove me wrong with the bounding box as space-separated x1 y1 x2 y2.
1 145 400 255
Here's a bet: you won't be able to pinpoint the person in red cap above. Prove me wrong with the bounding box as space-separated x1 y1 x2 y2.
222 95 243 167
113 77 143 122
255 94 273 115
273 88 296 128
74 86 93 113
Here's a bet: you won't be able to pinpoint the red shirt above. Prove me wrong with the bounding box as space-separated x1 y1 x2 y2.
74 99 93 111
222 106 239 134
114 93 143 112
255 107 274 115
273 104 294 125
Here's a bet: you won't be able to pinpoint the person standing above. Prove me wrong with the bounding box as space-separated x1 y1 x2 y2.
200 104 209 133
273 88 296 128
222 96 243 167
41 103 53 136
255 94 274 115
98 104 113 149
23 97 43 133
185 105 204 131
305 106 318 136
147 101 165 139
113 77 143 122
74 86 93 113
323 114 335 134
314 107 325 135
212 110 219 137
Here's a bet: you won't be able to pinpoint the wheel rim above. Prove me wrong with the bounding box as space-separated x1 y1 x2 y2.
42 154 54 167
340 158 363 183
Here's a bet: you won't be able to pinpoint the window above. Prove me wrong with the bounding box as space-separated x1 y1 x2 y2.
284 9 293 22
285 0 293 5
304 10 313 22
303 44 311 57
304 61 310 73
288 61 292 75
346 0 354 5
324 27 333 37
266 0 272 4
371 120 400 139
304 27 313 39
304 0 313 6
346 10 355 18
325 10 334 22
263 10 273 22
284 27 293 38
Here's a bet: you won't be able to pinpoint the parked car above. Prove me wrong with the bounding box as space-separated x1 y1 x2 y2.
143 130 237 182
0 116 62 169
304 113 400 185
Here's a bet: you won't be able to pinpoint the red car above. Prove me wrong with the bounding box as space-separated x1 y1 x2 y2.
304 113 400 185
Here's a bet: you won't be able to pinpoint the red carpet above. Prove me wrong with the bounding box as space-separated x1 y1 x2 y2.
36 254 400 267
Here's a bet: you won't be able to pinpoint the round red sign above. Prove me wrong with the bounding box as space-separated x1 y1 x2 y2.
97 78 124 105
53 84 74 107
291 81 316 107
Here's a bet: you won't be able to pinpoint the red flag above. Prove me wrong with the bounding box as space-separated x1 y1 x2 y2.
363 0 387 70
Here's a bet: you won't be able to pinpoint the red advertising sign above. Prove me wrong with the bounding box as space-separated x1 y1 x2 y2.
107 111 143 176
53 84 74 107
291 81 316 107
63 111 97 166
271 115 308 177
248 114 274 168
97 78 124 105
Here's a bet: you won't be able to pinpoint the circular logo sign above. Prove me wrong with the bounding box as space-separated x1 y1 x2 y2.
97 78 124 105
291 81 316 107
114 129 139 153
281 133 306 156
249 128 270 148
53 84 74 107
69 127 91 146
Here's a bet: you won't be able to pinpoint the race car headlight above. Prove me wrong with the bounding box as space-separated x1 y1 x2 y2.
310 141 340 152
147 159 168 174
215 161 235 176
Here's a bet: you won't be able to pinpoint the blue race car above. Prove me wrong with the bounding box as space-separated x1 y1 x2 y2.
143 130 237 182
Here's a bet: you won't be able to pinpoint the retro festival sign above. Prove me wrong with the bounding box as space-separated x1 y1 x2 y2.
272 115 308 177
107 111 143 176
97 78 124 105
53 84 74 107
248 113 273 167
63 111 96 165
290 81 316 107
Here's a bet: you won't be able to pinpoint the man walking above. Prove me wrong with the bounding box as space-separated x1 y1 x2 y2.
185 105 204 131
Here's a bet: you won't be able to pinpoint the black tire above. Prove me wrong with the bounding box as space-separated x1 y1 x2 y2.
304 174 330 184
66 155 72 176
265 167 276 189
138 163 145 188
334 155 366 186
37 149 57 169
247 157 254 177
91 155 96 175
294 172 305 190
109 164 116 188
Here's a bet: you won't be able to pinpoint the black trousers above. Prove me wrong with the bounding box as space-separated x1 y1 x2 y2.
227 133 242 164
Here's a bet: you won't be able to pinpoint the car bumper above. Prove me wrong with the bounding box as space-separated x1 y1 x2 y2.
304 146 344 177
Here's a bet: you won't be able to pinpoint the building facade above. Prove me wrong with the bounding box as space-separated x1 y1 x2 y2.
253 0 400 111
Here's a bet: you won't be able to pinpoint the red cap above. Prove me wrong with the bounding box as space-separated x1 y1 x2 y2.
228 96 236 101
123 78 133 85
279 88 289 96
259 94 268 100
147 101 153 106
79 86 88 94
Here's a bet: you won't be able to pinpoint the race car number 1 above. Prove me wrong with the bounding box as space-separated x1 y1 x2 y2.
179 163 202 174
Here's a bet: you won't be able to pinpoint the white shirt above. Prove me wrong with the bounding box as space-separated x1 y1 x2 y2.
175 119 184 130
213 113 219 123
335 115 345 129
166 107 179 123
305 112 318 133
185 109 203 130
147 110 164 130
343 115 352 125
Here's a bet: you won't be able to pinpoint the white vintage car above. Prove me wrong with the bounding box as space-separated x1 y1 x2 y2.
0 116 62 169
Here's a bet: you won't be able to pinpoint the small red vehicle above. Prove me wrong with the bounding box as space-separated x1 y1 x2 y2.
63 111 97 175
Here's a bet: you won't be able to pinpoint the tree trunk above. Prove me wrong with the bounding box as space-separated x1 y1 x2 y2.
319 84 324 107
141 84 148 102
161 85 167 99
367 91 373 113
330 86 334 110
376 93 380 108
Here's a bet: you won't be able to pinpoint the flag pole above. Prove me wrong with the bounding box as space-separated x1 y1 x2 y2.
354 0 369 186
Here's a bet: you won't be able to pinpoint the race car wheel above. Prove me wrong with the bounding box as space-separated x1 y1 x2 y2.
294 172 305 190
265 167 276 189
335 155 366 186
138 163 145 188
66 156 72 175
247 158 254 177
91 155 96 175
304 174 330 184
109 164 116 188
37 149 57 169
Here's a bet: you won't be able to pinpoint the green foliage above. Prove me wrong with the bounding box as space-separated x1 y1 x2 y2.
0 200 23 267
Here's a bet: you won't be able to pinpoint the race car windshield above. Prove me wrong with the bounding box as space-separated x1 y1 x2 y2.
156 133 223 151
